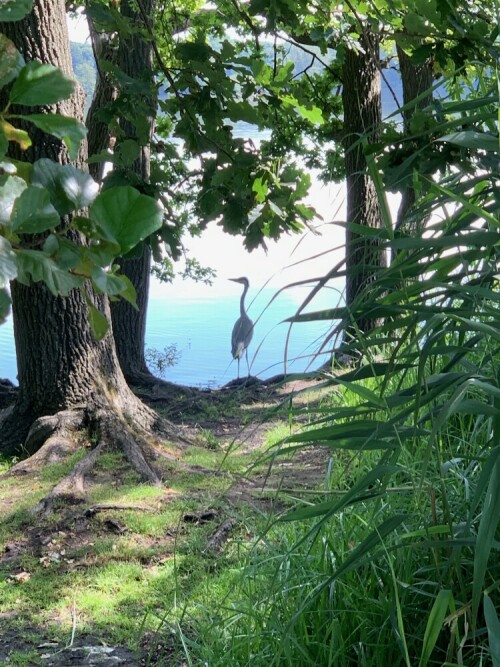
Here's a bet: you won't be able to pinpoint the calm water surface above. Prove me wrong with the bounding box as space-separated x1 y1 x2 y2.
0 286 338 388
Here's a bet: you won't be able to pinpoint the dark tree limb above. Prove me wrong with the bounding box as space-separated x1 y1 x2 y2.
342 29 385 335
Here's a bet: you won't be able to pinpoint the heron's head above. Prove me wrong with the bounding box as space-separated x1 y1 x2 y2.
229 277 249 288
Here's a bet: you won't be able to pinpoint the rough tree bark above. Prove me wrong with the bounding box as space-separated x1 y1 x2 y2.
109 0 157 385
86 0 183 390
395 44 433 231
0 0 187 506
86 15 117 183
342 29 386 336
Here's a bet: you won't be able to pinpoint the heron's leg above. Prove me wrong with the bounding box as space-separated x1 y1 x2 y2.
245 348 250 377
237 357 240 379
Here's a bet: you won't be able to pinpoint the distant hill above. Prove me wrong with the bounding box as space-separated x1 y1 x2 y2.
70 41 96 113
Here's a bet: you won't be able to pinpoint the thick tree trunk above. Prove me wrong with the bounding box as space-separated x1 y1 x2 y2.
0 0 179 483
112 245 153 381
86 17 117 182
86 0 158 385
11 284 119 417
110 0 157 384
4 281 157 450
395 45 433 231
342 30 385 336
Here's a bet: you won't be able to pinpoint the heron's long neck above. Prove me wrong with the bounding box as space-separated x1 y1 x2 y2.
240 284 248 316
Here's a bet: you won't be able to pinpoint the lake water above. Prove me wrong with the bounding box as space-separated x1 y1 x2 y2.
0 284 340 389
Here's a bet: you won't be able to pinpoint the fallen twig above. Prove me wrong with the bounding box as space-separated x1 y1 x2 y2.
205 519 237 553
84 504 155 517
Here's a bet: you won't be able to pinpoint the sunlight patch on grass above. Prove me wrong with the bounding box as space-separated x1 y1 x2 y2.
39 450 89 483
86 482 166 506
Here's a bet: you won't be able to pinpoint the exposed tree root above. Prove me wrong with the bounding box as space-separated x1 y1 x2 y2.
0 402 192 514
1 410 85 474
0 379 16 409
84 504 155 516
205 518 237 554
95 409 163 485
34 441 106 513
24 410 86 458
126 370 196 399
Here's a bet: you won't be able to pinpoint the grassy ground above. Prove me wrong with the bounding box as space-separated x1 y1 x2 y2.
0 378 330 666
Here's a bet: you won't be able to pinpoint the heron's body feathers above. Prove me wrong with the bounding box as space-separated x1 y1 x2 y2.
231 314 253 359
229 277 253 376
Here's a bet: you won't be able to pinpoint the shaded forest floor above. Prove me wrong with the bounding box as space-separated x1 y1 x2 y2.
0 375 331 666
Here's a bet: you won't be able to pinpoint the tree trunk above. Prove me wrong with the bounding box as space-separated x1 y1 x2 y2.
342 29 385 336
86 0 158 385
109 0 157 385
395 44 433 231
0 0 181 488
7 282 154 444
86 16 117 182
112 245 153 381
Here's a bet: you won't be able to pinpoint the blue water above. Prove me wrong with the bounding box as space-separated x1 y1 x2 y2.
0 285 339 389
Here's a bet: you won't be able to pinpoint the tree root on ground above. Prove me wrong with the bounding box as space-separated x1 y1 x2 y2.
84 504 155 516
1 406 190 515
205 518 237 554
126 370 196 400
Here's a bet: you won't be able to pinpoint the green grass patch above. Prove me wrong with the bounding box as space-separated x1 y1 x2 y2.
39 450 89 484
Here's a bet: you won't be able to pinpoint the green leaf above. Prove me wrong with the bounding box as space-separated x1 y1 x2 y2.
0 236 17 286
0 173 27 224
51 237 81 271
87 148 116 166
0 288 11 324
84 241 121 269
42 233 59 256
88 304 109 341
17 114 86 161
176 41 212 63
116 139 140 166
0 0 33 21
226 100 260 125
9 61 75 106
484 594 500 667
1 119 31 150
329 514 405 581
113 273 137 308
16 249 84 295
86 2 132 36
31 159 98 214
10 185 59 233
438 131 499 152
334 377 386 408
90 186 163 254
296 203 315 220
252 176 268 203
419 590 452 667
473 454 500 623
0 35 24 88
296 103 323 124
91 266 129 296
268 200 284 218
281 94 323 124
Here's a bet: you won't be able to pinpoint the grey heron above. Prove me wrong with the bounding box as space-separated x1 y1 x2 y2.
230 277 254 377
